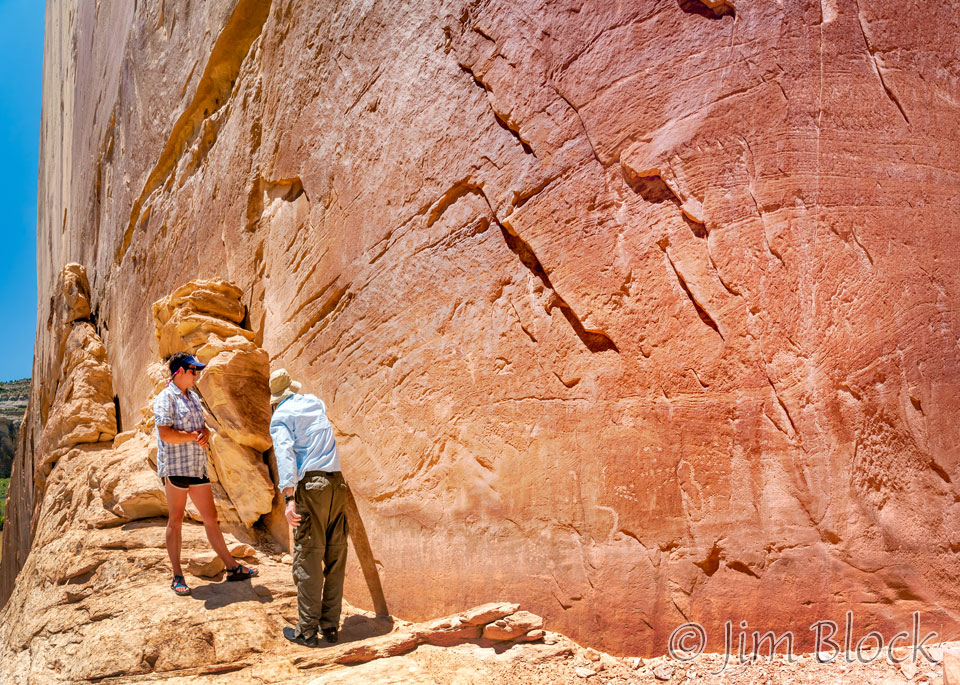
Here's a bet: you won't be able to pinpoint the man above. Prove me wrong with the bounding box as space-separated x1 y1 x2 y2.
270 368 348 647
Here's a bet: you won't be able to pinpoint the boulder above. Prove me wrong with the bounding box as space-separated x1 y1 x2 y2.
187 552 225 578
98 432 166 521
153 280 246 329
195 348 272 452
481 611 545 641
207 433 274 528
53 262 91 325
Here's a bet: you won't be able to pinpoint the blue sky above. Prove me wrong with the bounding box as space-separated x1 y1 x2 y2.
0 0 43 382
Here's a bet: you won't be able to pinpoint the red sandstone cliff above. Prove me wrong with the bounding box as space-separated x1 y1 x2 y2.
3 0 960 662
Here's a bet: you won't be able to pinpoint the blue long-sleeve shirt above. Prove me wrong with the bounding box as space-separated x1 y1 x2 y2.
270 393 341 490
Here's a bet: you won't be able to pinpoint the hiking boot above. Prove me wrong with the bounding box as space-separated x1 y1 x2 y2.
321 627 339 644
283 627 319 648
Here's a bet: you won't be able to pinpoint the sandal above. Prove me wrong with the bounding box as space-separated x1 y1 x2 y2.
225 564 259 582
171 575 191 596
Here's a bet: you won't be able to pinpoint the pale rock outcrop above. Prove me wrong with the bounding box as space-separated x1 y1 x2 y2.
96 431 166 524
35 322 117 488
0 406 558 682
482 611 545 641
34 264 117 492
1 264 117 603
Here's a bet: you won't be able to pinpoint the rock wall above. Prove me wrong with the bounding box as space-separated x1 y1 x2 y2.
0 263 117 603
7 0 960 655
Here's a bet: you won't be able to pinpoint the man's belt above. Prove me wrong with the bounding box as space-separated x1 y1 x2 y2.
304 470 341 477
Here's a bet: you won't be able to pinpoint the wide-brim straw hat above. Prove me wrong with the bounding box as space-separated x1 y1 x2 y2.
270 368 302 406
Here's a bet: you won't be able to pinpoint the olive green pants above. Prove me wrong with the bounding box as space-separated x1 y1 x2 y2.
293 471 349 637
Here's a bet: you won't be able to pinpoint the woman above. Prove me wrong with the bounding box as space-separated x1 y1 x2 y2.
154 351 258 595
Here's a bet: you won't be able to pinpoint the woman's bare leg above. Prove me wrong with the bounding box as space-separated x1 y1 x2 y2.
164 480 190 576
188 484 238 568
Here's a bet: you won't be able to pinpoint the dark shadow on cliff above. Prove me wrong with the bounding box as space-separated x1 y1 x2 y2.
343 480 390 617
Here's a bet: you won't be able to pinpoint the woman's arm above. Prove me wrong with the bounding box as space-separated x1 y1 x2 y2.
157 425 202 444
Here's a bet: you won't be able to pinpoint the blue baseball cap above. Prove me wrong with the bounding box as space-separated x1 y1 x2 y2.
171 354 206 375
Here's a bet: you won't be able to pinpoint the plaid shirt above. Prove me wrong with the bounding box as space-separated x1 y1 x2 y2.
154 381 208 478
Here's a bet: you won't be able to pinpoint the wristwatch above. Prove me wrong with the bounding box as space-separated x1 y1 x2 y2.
284 495 294 503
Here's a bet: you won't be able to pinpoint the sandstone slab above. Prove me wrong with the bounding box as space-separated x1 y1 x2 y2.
195 348 272 452
307 656 435 685
482 611 545 641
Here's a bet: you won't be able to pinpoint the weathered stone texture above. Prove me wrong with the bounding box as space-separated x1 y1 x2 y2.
0 264 116 602
35 321 117 483
4 0 960 657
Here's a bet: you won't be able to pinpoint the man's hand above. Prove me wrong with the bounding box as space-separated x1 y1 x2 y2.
285 499 301 527
196 426 211 449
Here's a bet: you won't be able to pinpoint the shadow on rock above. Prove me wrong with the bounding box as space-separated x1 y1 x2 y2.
190 580 264 610
339 614 395 643
120 517 167 532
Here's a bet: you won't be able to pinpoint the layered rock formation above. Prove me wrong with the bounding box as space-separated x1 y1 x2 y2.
5 0 960 659
0 263 117 602
0 378 29 479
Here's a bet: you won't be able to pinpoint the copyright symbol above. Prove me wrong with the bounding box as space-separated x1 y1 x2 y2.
668 622 707 660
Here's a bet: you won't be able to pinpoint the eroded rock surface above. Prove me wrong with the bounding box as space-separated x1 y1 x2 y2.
4 0 960 660
36 321 117 487
1 264 116 602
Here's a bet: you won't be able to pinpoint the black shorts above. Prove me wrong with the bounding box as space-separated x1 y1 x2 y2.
164 475 210 490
